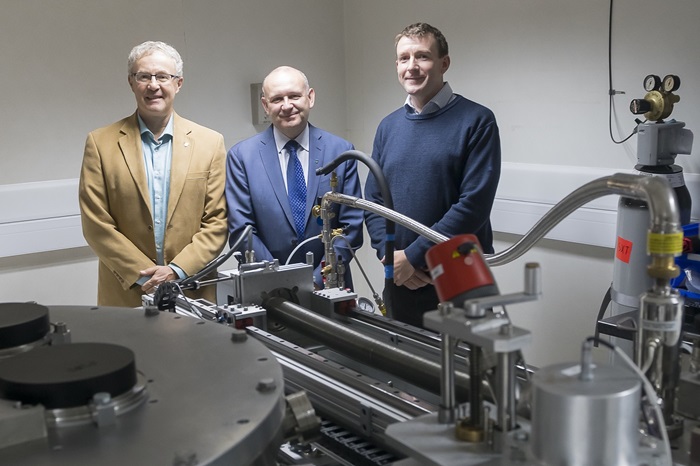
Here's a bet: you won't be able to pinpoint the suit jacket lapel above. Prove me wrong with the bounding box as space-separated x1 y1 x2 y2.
259 127 296 229
118 113 151 214
168 113 192 224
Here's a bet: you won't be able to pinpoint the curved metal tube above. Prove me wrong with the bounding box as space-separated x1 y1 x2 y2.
488 173 680 266
320 191 448 245
324 173 680 267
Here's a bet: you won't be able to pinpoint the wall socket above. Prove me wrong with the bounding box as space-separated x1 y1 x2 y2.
250 83 270 126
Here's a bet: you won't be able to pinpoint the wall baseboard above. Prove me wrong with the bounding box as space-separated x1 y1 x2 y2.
2 163 698 257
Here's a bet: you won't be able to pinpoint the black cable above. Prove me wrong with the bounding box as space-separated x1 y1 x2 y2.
180 224 253 289
585 335 615 351
593 286 612 344
607 0 637 144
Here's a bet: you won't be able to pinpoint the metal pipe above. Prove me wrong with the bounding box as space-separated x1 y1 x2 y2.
487 173 680 266
636 287 684 430
345 307 536 390
469 346 482 427
438 334 455 424
249 327 431 418
263 296 479 401
319 192 449 245
496 352 516 432
322 173 680 268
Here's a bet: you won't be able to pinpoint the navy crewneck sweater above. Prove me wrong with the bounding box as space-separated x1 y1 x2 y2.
365 94 501 269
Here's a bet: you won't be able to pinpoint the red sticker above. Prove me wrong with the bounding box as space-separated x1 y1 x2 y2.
616 237 633 263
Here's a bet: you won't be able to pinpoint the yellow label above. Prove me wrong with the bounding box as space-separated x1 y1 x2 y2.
647 232 683 255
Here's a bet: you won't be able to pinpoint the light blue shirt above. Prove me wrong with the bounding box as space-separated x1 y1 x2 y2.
136 114 185 283
404 81 456 115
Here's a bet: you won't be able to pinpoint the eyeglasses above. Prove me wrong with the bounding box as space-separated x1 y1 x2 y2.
131 72 180 84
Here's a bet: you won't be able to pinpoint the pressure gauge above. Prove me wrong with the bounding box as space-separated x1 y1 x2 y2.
357 297 375 313
643 74 661 92
662 74 680 92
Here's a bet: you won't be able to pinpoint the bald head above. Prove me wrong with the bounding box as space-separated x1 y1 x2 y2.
263 66 309 93
261 66 315 139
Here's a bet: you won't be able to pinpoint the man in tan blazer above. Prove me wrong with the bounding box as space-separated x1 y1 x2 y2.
79 41 227 307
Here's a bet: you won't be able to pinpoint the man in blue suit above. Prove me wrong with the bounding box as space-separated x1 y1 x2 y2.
226 66 363 289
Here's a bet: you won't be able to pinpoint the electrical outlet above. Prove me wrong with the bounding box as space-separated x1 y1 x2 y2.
250 83 270 126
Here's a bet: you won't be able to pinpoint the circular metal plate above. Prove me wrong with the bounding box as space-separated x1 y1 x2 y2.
0 305 285 466
0 342 136 409
0 303 50 350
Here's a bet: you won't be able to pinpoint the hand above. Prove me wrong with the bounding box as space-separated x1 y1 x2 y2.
387 250 432 290
404 268 432 290
140 265 177 293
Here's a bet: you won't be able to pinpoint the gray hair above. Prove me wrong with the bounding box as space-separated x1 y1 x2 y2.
128 41 183 77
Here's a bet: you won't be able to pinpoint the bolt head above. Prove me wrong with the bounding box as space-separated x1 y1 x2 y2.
93 392 111 405
256 378 276 392
231 329 248 343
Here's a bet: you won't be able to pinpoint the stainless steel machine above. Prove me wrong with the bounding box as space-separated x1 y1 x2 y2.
0 302 319 466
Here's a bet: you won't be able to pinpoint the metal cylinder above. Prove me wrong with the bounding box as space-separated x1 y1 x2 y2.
469 346 482 427
425 234 497 305
636 287 683 424
263 297 477 401
496 351 516 432
610 199 652 357
531 362 641 466
438 332 456 424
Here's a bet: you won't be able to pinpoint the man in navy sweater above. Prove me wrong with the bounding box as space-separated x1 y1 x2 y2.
365 23 501 328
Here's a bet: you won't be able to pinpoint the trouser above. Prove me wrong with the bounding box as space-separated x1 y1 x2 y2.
384 283 439 329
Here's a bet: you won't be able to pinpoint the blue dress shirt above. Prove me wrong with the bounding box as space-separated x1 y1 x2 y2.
136 114 185 283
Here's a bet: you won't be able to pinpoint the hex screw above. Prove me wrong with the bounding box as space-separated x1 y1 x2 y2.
256 378 276 393
231 329 248 343
500 324 513 336
93 392 111 405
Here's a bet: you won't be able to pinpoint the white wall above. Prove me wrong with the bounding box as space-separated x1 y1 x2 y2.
342 0 700 167
0 0 350 185
2 0 700 368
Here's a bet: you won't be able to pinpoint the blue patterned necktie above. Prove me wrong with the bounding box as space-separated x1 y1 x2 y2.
285 140 306 241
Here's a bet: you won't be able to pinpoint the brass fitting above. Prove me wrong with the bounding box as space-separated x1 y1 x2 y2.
455 418 484 443
643 90 681 121
647 255 680 281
